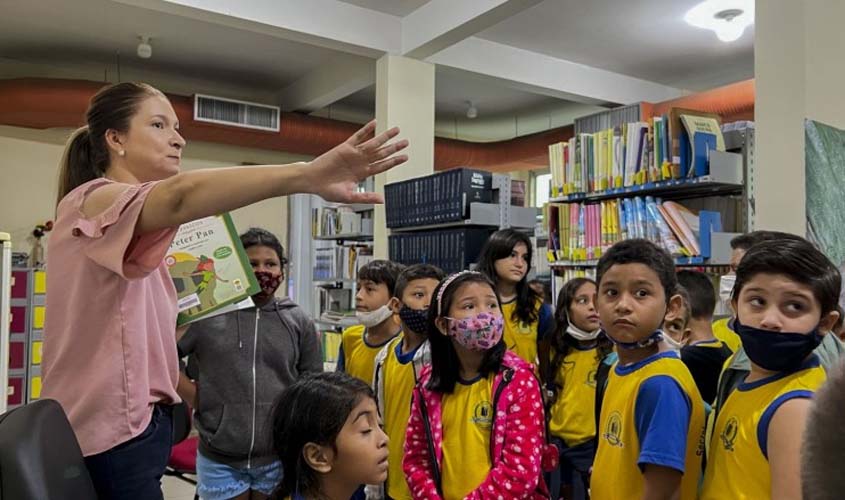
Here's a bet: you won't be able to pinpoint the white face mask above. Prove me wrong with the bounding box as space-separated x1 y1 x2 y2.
661 331 685 353
566 324 602 341
719 274 736 303
356 305 393 328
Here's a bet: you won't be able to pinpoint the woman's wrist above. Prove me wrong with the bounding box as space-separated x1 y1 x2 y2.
276 162 316 196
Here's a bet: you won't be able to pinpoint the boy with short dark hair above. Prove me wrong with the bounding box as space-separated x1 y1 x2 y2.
372 264 445 500
337 260 405 385
590 239 705 500
700 238 841 499
676 270 733 404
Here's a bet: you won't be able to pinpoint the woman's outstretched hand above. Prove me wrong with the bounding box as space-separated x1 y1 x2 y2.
307 120 409 203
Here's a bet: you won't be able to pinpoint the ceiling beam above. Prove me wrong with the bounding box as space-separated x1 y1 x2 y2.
427 37 685 105
401 0 544 59
277 55 375 113
113 0 401 57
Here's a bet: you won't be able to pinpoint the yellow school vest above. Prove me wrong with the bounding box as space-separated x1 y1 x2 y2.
548 345 600 447
341 325 397 385
591 353 705 500
700 360 826 500
441 375 494 500
712 317 741 353
502 300 541 365
382 336 419 500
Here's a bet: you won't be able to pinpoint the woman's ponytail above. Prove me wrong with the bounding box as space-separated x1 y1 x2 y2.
56 126 101 206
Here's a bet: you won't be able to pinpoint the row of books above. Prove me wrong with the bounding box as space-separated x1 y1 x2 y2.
543 197 708 262
313 243 374 281
548 109 726 197
388 227 494 274
385 168 492 229
312 206 373 238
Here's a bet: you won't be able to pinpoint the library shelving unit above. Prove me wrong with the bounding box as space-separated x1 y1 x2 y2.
543 103 756 301
385 172 539 273
7 268 46 411
0 233 10 414
288 176 377 372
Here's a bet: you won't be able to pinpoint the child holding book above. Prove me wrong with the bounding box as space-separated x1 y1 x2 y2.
403 271 549 499
177 227 322 500
547 277 614 500
477 229 554 371
338 260 405 385
590 239 705 500
270 372 389 500
700 238 840 499
372 264 445 500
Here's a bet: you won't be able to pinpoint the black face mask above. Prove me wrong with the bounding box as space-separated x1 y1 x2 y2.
732 317 824 372
398 305 429 334
254 271 282 299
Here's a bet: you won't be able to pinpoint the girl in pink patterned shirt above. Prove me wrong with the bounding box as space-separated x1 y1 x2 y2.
42 81 408 499
403 271 551 500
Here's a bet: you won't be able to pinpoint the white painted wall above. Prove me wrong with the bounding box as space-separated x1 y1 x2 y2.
754 0 845 233
0 125 310 258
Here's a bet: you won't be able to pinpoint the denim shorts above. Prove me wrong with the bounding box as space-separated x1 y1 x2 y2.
196 452 283 500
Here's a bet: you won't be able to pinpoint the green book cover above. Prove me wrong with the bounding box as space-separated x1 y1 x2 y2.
166 213 260 326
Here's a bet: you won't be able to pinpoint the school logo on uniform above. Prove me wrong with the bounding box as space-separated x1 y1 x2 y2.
472 401 493 429
603 411 624 447
586 369 597 388
721 417 739 452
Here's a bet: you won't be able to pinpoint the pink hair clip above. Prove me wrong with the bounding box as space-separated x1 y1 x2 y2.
436 270 482 313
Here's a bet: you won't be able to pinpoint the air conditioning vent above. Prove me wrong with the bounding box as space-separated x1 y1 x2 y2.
194 94 280 132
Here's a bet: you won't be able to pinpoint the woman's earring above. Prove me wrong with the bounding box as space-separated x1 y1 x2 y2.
119 150 125 157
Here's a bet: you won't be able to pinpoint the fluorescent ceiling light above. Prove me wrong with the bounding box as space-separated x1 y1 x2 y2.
685 0 754 42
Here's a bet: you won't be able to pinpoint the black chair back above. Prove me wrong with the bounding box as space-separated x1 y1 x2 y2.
0 399 97 499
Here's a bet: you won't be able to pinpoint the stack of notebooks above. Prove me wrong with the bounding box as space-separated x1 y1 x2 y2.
385 168 493 229
388 227 494 274
548 108 726 197
544 197 709 261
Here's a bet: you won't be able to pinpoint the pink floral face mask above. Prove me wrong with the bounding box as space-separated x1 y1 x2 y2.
443 312 504 351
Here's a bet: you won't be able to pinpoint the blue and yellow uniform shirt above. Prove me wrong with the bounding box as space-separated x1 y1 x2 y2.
501 299 553 365
548 345 601 447
700 356 825 499
337 324 398 385
591 352 705 500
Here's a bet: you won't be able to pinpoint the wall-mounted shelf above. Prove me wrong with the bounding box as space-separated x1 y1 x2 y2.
314 233 374 241
549 176 742 204
390 202 538 233
549 256 730 268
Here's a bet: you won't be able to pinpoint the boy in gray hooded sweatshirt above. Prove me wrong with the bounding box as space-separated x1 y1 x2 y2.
178 227 322 500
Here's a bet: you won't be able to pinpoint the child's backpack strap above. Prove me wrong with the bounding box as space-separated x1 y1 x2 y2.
593 351 617 434
417 387 443 497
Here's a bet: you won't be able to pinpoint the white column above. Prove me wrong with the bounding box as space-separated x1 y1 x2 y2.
373 55 436 258
754 0 845 234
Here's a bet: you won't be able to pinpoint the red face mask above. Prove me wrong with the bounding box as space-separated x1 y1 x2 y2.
254 271 282 298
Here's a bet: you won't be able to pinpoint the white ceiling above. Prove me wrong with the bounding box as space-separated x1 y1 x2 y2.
337 0 431 17
478 0 754 91
0 0 345 91
0 0 755 139
338 66 571 119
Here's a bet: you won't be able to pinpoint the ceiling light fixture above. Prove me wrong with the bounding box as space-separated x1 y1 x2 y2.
137 35 153 59
466 101 478 119
684 0 754 43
